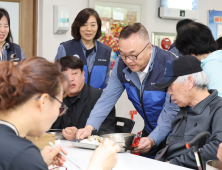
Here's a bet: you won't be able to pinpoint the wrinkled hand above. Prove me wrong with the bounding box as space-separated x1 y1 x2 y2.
217 143 222 162
76 125 94 139
62 126 78 140
88 139 120 170
41 145 67 166
133 137 155 154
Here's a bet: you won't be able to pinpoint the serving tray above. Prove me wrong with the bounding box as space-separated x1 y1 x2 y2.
70 139 126 152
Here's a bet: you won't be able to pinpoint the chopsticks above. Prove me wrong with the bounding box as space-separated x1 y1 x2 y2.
49 142 82 170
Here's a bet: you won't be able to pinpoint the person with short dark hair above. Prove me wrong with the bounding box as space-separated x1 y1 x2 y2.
55 8 111 90
216 36 222 50
154 55 222 169
52 55 115 139
175 22 222 97
76 23 180 158
0 8 25 63
168 19 194 57
0 57 120 170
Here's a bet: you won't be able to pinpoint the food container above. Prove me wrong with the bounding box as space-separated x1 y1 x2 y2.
100 133 135 148
47 129 64 140
26 133 55 149
206 160 222 170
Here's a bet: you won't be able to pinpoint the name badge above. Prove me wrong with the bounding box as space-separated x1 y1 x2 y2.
98 59 107 62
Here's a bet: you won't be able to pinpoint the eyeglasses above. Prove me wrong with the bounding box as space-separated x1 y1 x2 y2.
117 42 150 60
35 95 68 116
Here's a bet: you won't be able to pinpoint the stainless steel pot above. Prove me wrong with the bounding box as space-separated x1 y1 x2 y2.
47 129 64 140
100 133 135 148
206 160 222 170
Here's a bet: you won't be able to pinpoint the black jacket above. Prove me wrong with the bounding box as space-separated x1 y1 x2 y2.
52 84 115 135
156 90 222 169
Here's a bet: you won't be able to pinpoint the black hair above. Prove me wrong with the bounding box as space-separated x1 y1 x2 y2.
175 22 218 55
71 8 101 40
0 8 13 44
216 37 222 50
176 19 194 33
58 55 84 72
119 23 149 40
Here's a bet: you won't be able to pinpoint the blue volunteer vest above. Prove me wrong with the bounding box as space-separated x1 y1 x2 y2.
6 43 22 62
62 39 111 89
117 46 177 132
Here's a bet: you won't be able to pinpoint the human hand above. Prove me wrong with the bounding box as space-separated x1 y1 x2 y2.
62 126 78 140
132 137 155 154
165 161 170 163
87 139 120 170
41 145 67 166
217 143 222 162
76 125 94 139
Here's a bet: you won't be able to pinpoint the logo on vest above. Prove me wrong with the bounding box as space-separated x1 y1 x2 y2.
98 59 107 62
10 54 19 61
125 74 130 82
73 54 80 58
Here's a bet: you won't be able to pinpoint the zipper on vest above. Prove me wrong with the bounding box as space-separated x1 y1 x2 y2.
140 80 154 131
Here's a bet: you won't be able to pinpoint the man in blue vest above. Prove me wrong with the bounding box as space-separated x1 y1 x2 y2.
76 23 180 158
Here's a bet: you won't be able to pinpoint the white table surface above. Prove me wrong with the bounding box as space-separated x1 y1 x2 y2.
59 140 193 170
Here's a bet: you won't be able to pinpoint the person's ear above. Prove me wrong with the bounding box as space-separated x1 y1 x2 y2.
36 94 50 112
82 70 85 80
147 42 152 55
187 76 194 90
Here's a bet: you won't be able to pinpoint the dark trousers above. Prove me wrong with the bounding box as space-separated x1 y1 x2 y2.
139 127 167 159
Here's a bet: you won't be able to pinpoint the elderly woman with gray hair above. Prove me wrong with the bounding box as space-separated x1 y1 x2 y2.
153 55 222 169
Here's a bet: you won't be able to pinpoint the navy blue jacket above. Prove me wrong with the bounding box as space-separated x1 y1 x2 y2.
86 45 180 146
2 43 24 62
117 46 176 132
0 124 48 170
62 39 111 89
168 42 182 57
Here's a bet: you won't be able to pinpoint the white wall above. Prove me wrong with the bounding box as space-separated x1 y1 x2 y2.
37 0 88 62
145 0 222 39
38 0 222 134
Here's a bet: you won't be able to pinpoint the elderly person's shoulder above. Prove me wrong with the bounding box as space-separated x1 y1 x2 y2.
209 90 222 108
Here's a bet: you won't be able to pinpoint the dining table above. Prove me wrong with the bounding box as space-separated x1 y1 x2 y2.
58 140 193 170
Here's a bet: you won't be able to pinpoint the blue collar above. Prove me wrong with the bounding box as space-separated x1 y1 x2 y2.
80 39 97 52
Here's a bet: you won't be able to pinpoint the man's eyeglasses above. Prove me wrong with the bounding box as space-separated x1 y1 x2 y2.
117 42 150 60
35 95 68 116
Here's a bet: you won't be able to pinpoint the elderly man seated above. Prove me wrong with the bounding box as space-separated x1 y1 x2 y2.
52 55 115 139
153 55 222 169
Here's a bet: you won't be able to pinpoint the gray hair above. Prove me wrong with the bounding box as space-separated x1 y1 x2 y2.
175 71 209 90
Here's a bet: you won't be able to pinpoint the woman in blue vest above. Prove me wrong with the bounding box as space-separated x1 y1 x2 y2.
55 8 111 89
0 8 25 63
